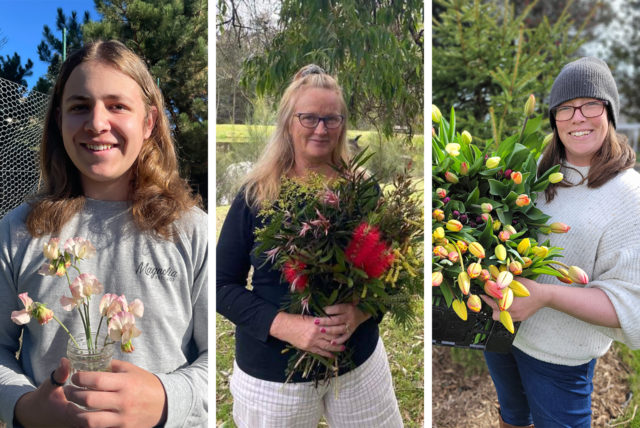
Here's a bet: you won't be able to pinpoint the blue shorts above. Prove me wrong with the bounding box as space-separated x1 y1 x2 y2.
484 346 596 427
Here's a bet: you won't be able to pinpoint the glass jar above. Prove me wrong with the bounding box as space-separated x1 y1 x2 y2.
67 330 115 374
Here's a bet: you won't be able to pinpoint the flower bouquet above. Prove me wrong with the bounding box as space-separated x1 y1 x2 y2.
431 98 588 351
11 238 143 372
254 150 424 383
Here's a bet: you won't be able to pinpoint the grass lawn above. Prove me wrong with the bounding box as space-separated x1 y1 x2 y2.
215 205 424 427
612 343 640 427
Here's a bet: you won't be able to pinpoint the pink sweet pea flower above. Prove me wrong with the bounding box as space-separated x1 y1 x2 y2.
127 299 144 318
64 238 96 260
43 238 61 261
11 293 34 325
61 274 104 311
108 311 141 353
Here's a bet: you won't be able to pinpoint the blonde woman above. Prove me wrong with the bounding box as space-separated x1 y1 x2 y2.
217 65 402 427
0 40 207 427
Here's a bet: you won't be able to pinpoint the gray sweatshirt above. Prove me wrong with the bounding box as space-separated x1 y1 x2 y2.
0 199 208 427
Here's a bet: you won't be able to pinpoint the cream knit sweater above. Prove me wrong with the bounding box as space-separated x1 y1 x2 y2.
513 163 640 365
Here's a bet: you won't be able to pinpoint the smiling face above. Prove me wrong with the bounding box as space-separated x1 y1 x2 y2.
289 87 344 170
59 61 156 200
555 97 609 166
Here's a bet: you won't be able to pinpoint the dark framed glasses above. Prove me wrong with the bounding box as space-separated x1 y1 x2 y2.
553 100 608 122
295 113 344 129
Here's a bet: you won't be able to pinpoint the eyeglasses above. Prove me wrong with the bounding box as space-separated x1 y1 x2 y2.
553 100 608 122
295 113 344 129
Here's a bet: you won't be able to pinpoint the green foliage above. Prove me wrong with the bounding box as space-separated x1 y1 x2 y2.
0 53 34 87
36 8 90 94
84 0 208 201
611 343 640 426
432 0 596 146
239 0 423 139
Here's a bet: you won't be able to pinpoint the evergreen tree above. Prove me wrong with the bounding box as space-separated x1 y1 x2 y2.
606 1 640 123
0 53 34 87
84 0 208 203
235 0 424 139
432 0 596 146
35 8 91 94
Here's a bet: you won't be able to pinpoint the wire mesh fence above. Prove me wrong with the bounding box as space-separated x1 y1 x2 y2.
0 77 48 219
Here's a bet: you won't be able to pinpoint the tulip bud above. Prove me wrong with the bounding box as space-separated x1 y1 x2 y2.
499 287 514 311
517 238 531 255
511 171 523 184
456 240 468 253
505 225 517 234
432 209 445 221
458 272 471 295
445 143 461 156
460 162 470 175
461 130 472 145
504 169 512 179
568 266 589 284
481 213 492 223
444 243 456 253
445 171 459 184
542 132 554 148
495 244 507 261
509 260 523 275
479 269 491 281
467 262 482 279
484 280 503 299
451 299 467 321
432 227 445 240
488 264 500 280
481 203 493 213
509 279 530 297
522 257 533 268
446 219 463 232
496 271 513 289
549 172 564 184
436 188 447 198
468 242 485 259
498 230 512 242
447 251 459 263
432 105 442 124
550 222 570 233
433 246 448 259
524 94 536 116
432 271 443 287
486 156 501 169
493 220 502 231
531 246 549 259
467 294 482 313
515 194 531 207
500 310 515 334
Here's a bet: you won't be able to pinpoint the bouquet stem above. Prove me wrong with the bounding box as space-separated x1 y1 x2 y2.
52 314 80 349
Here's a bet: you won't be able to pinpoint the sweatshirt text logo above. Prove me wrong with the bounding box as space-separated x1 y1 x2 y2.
136 262 177 281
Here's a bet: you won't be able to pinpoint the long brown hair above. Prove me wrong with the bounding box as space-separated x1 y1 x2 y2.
27 40 200 238
242 65 350 209
538 120 636 202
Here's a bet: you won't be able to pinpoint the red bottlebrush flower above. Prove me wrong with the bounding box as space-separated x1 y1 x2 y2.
345 222 395 278
283 259 308 292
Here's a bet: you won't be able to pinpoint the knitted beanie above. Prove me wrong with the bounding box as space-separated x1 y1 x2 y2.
549 57 619 129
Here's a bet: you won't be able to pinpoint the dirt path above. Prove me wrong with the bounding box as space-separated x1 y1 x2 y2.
431 345 631 427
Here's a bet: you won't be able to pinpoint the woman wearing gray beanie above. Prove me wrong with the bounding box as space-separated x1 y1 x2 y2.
482 57 640 428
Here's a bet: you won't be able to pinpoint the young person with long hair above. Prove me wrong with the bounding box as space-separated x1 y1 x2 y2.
0 40 207 427
482 57 640 428
217 64 403 427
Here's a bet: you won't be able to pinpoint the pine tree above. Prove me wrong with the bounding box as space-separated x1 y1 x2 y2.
0 53 34 87
84 0 208 203
432 0 596 146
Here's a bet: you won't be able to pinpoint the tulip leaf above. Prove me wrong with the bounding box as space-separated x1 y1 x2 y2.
439 120 449 145
529 266 563 278
496 208 512 226
477 217 494 248
448 107 456 142
523 115 542 136
466 187 480 205
439 280 454 307
504 191 519 205
488 179 510 198
522 206 548 222
505 143 530 170
534 164 562 186
497 134 518 159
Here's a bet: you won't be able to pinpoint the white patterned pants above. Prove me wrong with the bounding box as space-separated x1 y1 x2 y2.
229 338 404 427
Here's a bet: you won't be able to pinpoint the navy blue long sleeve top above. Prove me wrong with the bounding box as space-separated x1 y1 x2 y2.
216 191 380 382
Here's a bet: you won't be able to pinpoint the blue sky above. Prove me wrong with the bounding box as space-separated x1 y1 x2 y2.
0 0 100 89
